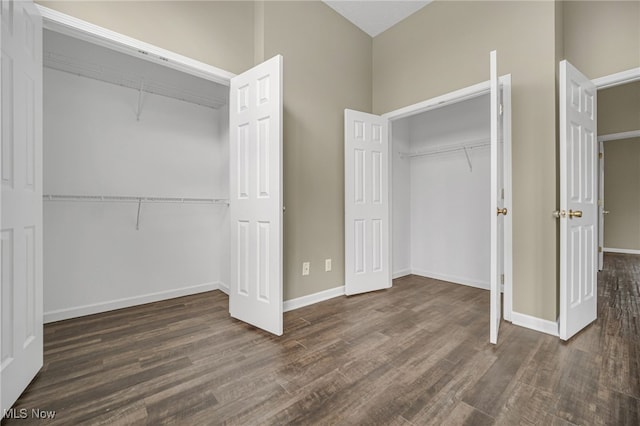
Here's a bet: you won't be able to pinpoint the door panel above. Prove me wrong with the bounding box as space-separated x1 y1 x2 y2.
1 0 43 413
344 109 390 295
559 60 598 341
489 50 504 344
229 55 283 336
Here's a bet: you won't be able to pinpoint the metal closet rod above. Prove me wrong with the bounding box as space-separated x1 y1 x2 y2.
43 194 229 205
399 138 491 159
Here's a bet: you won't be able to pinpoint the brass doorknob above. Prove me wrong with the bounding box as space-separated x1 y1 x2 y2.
568 209 582 218
497 207 508 216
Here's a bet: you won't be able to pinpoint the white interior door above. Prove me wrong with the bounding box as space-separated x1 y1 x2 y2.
598 140 604 270
229 55 283 336
559 60 598 341
489 50 505 344
1 0 43 412
344 109 390 295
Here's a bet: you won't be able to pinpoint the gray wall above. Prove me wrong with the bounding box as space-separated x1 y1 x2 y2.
373 0 559 321
600 81 640 251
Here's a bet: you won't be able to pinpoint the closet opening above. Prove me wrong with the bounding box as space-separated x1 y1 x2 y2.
385 77 513 321
42 27 231 323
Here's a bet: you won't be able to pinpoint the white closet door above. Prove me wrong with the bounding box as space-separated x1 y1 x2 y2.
229 55 283 336
490 50 505 344
344 109 390 295
559 60 598 341
1 0 43 412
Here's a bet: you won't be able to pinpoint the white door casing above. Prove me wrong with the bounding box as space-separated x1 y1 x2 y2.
598 141 604 271
559 60 598 341
229 55 283 336
501 75 513 323
489 50 505 344
1 0 43 412
344 109 390 295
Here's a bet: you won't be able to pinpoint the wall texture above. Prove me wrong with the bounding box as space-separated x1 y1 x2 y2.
562 0 640 79
373 1 559 321
262 1 372 300
598 81 640 136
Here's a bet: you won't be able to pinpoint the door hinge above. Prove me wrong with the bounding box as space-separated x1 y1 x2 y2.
599 246 603 253
599 152 603 160
499 103 503 116
500 274 504 285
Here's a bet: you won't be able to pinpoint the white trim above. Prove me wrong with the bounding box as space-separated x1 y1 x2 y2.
218 282 230 295
592 67 640 90
37 5 235 86
511 312 559 337
384 74 513 322
43 282 219 323
598 130 640 142
392 269 412 279
383 80 490 121
283 286 345 312
502 74 513 322
604 247 640 255
411 269 489 290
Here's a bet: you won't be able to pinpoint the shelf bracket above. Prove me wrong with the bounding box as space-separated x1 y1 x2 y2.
463 146 472 172
136 79 144 121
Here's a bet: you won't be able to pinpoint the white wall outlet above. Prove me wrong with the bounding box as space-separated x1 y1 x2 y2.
325 259 332 272
302 262 310 276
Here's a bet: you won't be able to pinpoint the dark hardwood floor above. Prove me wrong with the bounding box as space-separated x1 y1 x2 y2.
4 253 640 425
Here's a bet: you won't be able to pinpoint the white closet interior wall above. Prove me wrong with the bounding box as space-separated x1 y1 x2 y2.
43 30 229 322
392 94 491 289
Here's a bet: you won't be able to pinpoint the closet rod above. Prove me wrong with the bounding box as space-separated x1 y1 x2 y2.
400 138 491 159
43 194 229 205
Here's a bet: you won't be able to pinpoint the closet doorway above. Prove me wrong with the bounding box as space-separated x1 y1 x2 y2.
344 53 512 344
36 7 284 335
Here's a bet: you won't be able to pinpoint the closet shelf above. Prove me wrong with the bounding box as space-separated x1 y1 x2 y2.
43 194 229 205
44 51 228 110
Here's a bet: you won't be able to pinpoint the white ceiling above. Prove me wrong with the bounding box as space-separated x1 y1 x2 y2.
323 1 432 37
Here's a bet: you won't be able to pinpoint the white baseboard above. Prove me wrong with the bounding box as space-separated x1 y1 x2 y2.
411 269 489 290
44 282 219 323
604 247 640 255
283 285 345 313
218 281 229 295
393 269 412 279
511 311 559 337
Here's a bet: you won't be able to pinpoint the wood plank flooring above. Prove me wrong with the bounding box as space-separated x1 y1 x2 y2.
4 253 640 425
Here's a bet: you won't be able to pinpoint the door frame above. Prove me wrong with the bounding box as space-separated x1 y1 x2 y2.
597 130 640 257
591 67 640 263
381 75 514 321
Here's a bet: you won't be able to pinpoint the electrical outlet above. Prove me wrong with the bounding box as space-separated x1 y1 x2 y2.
302 262 310 276
325 259 332 272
